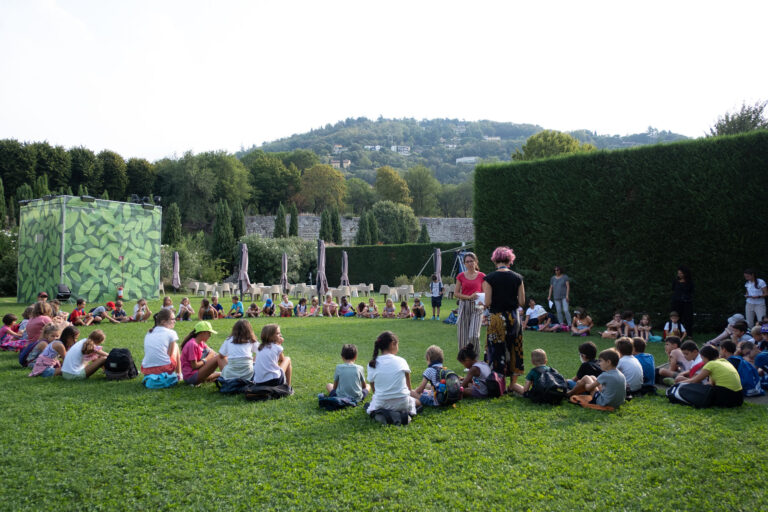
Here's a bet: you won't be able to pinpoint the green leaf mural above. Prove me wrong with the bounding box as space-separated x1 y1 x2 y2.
17 197 162 303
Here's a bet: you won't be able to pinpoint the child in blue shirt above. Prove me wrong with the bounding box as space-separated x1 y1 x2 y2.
227 296 244 318
323 344 369 403
410 345 445 406
632 337 656 393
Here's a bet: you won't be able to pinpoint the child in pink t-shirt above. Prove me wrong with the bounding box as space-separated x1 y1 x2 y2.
0 313 24 352
180 321 221 386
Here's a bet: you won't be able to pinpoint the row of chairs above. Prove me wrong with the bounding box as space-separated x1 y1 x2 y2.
181 280 376 303
378 283 456 303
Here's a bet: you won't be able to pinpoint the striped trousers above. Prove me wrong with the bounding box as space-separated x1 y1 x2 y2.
457 299 483 352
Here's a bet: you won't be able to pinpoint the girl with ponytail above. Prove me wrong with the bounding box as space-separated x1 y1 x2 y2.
366 331 420 415
61 330 108 380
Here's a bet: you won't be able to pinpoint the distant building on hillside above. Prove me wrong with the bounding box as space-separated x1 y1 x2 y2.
363 145 382 151
456 156 479 165
390 145 411 156
332 144 344 154
482 136 501 142
331 159 351 170
444 144 457 150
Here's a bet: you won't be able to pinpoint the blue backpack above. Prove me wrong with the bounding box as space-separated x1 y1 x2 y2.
215 377 251 394
730 356 764 397
142 372 179 389
18 340 39 367
318 394 358 410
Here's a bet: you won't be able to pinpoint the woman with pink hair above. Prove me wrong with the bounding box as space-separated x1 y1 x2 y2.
481 246 526 390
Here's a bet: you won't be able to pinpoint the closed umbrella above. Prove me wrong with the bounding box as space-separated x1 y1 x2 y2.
316 239 328 299
172 251 181 291
238 243 251 296
339 250 350 287
281 252 289 293
434 248 442 284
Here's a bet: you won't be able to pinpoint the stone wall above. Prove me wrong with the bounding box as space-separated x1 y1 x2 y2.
245 215 473 244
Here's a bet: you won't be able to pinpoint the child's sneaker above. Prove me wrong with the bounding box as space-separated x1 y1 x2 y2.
431 316 435 320
436 316 440 321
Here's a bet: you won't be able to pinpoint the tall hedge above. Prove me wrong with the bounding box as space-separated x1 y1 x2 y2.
474 131 768 331
326 243 459 287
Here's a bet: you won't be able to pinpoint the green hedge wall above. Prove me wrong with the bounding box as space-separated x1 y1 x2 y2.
326 243 459 288
474 131 768 331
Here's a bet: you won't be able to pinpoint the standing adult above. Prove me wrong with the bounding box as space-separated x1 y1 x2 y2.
743 269 767 329
454 252 486 352
671 266 694 335
547 266 571 326
482 246 526 389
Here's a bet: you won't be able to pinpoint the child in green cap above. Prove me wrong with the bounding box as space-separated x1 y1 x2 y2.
180 321 221 385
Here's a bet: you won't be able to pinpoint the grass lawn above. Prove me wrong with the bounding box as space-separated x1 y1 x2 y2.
0 294 766 511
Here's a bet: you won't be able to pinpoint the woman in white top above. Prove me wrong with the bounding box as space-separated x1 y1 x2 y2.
140 309 181 379
366 331 419 414
744 269 767 329
61 330 108 380
217 319 258 381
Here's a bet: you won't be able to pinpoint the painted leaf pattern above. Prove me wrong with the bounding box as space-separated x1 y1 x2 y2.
17 197 162 303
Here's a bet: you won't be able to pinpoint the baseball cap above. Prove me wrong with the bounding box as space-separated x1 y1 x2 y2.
38 291 48 298
106 301 116 309
194 321 217 334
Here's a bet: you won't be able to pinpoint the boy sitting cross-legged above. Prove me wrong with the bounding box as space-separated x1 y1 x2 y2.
568 349 626 410
322 344 370 404
656 336 685 383
672 340 703 384
567 341 602 390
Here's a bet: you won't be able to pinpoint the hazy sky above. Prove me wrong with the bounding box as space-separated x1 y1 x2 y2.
1 0 765 161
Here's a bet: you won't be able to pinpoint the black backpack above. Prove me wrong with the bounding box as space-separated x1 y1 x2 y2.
434 367 463 406
528 367 568 404
485 371 506 398
215 377 252 394
244 384 294 401
666 382 713 408
104 348 138 381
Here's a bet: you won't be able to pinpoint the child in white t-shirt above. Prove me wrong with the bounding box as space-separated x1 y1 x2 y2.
253 324 292 387
615 337 643 393
218 319 258 381
61 330 108 380
366 331 420 414
664 311 687 341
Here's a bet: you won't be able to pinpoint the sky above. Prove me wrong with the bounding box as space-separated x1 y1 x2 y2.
1 0 766 161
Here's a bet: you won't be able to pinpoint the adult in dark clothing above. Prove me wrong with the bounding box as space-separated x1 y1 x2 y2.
672 266 694 335
482 246 526 390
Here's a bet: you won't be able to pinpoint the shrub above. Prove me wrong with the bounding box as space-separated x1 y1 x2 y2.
393 275 410 287
160 232 228 285
240 234 316 286
370 200 419 244
474 131 768 330
0 229 17 295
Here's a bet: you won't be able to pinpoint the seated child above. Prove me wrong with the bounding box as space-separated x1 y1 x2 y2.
397 301 411 319
411 298 426 320
68 299 95 326
663 311 687 341
620 311 638 338
410 345 445 406
751 326 767 351
338 297 355 317
132 298 153 322
706 313 745 346
568 341 602 389
252 324 292 387
600 311 621 340
522 298 548 330
568 349 627 409
656 336 685 382
228 296 245 318
111 301 130 322
217 320 258 381
295 298 308 317
322 344 370 403
211 296 225 318
177 297 195 321
730 320 754 344
615 337 644 393
246 303 261 318
24 323 62 372
367 331 419 414
637 314 653 342
737 340 758 365
180 321 221 385
161 296 174 311
322 294 339 317
356 302 368 318
513 348 550 396
90 302 119 324
457 343 492 398
570 309 593 336
0 313 24 352
381 298 396 319
17 306 34 336
278 294 293 318
673 340 704 384
197 299 217 321
308 297 320 317
60 330 109 380
366 298 380 319
632 337 656 392
678 345 743 407
262 298 275 317
29 325 79 377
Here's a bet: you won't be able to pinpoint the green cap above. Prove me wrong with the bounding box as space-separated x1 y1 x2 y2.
194 321 217 334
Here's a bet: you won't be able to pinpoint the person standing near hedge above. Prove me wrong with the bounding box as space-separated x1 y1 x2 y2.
744 269 767 329
547 266 571 327
455 252 486 351
482 246 526 389
671 266 695 335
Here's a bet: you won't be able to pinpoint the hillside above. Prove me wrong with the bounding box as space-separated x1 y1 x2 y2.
239 118 689 184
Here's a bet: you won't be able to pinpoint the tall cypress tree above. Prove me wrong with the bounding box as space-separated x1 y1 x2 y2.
33 174 50 198
7 195 15 227
355 211 371 245
367 210 379 244
331 206 342 245
288 203 299 237
417 223 430 243
319 209 332 242
163 202 183 246
213 200 235 266
231 200 246 241
273 203 287 238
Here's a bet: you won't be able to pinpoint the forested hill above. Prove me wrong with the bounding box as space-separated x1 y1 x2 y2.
238 117 689 184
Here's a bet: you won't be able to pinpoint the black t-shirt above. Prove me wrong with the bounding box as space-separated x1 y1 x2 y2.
576 360 602 380
672 280 694 303
484 270 523 314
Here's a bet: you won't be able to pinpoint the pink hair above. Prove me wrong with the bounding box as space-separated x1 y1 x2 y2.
491 246 516 265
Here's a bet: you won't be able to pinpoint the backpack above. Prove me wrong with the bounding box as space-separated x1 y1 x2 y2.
318 394 358 411
142 372 178 389
18 340 39 367
104 348 138 381
433 367 463 406
730 356 764 397
528 367 568 404
666 382 713 408
215 377 252 394
244 384 294 401
485 371 506 398
367 407 414 426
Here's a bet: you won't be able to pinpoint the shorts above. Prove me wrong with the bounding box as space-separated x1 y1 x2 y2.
254 372 286 387
184 371 200 385
329 388 369 401
589 391 602 405
40 367 56 378
141 360 178 375
62 369 86 380
431 296 442 308
419 391 437 406
471 386 488 398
